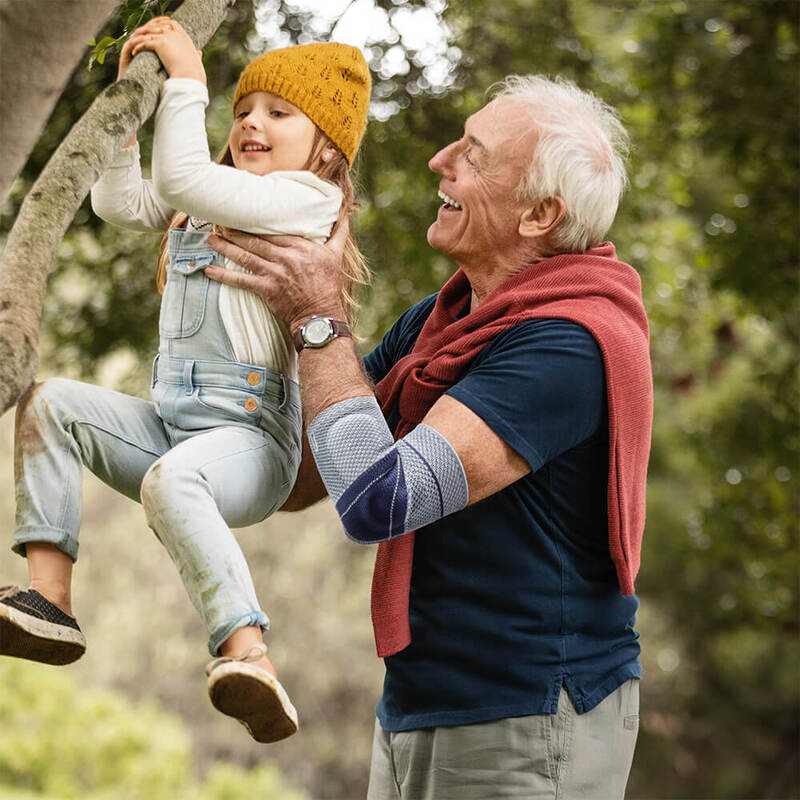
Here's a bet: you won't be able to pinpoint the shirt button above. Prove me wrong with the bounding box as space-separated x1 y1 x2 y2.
244 398 258 412
246 371 261 386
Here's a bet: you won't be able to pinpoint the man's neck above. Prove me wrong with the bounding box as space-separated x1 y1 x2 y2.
462 250 546 311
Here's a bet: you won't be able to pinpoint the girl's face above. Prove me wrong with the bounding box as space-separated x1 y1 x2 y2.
228 91 317 175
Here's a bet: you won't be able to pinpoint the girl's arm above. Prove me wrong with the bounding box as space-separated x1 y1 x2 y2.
130 19 342 240
90 32 175 232
90 142 175 232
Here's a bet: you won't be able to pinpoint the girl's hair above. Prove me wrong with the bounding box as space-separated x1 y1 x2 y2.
155 128 370 323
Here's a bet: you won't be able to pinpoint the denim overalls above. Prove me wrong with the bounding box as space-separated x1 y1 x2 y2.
13 226 302 655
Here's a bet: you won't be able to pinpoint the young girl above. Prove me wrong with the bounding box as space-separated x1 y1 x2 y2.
0 18 370 744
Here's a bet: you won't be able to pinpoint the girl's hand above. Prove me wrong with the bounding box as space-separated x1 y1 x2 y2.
118 35 136 80
117 36 140 145
126 17 206 84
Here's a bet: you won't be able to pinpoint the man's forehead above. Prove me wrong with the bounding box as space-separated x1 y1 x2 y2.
465 97 537 152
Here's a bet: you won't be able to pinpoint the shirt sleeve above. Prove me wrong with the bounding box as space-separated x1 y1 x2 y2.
90 141 175 232
363 295 438 383
151 78 342 241
446 319 606 472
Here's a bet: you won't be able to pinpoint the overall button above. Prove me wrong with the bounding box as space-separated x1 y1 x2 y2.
246 371 261 386
244 397 259 412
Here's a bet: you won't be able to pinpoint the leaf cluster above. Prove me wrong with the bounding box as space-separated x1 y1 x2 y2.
88 0 175 70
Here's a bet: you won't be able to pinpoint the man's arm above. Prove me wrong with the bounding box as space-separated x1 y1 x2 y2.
278 431 327 511
206 229 530 533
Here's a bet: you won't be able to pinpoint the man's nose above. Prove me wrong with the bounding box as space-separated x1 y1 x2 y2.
429 141 457 178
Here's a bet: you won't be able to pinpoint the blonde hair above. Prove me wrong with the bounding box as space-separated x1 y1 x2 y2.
155 130 370 323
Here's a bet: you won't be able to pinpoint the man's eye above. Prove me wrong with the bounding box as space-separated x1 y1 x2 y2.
464 149 475 166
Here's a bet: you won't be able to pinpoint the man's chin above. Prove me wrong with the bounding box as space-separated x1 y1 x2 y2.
426 223 448 254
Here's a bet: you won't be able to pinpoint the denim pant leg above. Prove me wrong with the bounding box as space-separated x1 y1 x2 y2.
13 378 170 561
139 424 294 656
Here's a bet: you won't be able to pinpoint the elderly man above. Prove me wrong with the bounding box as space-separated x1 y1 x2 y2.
207 74 652 799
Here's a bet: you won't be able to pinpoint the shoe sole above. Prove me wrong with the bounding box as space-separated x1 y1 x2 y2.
208 662 298 744
0 603 86 665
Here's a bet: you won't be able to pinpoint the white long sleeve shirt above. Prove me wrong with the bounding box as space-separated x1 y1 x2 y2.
91 78 343 378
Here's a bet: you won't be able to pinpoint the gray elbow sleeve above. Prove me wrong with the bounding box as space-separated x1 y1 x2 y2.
307 396 468 543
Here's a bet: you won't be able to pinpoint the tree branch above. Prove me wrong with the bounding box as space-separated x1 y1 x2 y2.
0 0 237 415
0 0 122 204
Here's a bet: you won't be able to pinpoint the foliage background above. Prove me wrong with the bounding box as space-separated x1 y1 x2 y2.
0 1 798 798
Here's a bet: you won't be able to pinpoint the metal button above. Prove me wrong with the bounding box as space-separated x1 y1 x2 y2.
244 398 258 412
246 371 260 386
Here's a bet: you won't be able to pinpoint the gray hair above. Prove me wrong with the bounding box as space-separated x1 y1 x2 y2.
492 75 630 254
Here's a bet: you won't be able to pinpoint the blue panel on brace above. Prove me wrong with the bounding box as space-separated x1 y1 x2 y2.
335 448 408 543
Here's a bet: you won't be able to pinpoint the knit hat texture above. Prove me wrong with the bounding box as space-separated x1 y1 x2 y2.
233 42 371 165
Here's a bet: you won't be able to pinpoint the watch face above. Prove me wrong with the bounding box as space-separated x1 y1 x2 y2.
304 317 334 346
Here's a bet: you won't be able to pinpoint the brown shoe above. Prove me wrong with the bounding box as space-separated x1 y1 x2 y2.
206 642 298 744
0 584 86 665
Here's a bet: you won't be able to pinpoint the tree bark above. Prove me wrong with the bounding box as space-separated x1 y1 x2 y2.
0 0 122 205
0 0 237 415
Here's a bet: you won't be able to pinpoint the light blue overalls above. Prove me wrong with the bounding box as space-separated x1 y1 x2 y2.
12 226 303 655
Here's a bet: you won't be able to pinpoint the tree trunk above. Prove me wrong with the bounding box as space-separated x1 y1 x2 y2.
0 0 122 205
0 0 237 415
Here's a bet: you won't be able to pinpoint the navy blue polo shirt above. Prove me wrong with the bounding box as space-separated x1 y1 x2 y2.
363 294 641 732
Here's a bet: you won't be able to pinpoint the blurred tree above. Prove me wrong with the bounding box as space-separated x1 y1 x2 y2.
0 659 307 799
0 0 120 203
0 1 797 797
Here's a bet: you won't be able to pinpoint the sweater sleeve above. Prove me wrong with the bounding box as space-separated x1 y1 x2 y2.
90 141 175 232
151 78 342 241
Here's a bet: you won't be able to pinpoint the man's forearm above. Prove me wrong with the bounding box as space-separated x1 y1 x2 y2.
297 335 375 423
278 340 371 512
301 338 469 544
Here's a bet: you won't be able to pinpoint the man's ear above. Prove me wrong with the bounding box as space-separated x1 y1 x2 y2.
518 196 566 239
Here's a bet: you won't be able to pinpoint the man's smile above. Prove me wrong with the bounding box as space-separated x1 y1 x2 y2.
437 188 463 210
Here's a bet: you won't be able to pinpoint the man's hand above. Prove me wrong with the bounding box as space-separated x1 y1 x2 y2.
205 219 350 334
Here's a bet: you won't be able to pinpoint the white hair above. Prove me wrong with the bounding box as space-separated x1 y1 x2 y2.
492 75 630 254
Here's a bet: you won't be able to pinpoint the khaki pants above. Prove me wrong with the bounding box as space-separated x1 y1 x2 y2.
367 679 639 800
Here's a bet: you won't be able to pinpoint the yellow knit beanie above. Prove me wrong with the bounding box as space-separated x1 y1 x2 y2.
233 42 371 165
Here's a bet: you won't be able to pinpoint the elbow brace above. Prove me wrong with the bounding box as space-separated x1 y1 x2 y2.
307 396 468 543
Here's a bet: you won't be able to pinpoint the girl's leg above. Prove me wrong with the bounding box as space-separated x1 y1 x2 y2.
26 543 74 615
221 625 276 675
140 424 298 741
9 379 169 619
139 424 294 663
4 378 169 664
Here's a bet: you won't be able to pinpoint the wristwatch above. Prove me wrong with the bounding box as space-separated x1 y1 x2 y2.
293 316 352 352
